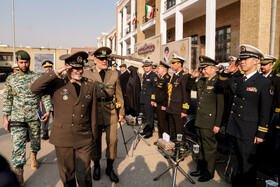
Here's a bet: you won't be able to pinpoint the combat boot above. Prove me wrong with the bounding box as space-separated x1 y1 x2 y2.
30 152 38 170
14 166 24 187
106 159 119 183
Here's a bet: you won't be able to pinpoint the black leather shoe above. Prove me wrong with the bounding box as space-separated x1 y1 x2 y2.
92 165 101 180
41 135 49 140
198 175 213 182
140 131 146 136
190 170 202 177
144 131 153 139
106 168 119 183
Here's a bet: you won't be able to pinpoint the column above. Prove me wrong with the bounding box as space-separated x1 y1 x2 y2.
130 36 135 54
123 6 127 37
131 0 136 32
161 19 167 45
205 0 216 59
107 37 110 48
175 9 183 41
97 38 100 48
112 37 116 53
123 41 127 56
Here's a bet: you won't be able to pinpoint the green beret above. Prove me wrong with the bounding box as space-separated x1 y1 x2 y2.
16 50 30 60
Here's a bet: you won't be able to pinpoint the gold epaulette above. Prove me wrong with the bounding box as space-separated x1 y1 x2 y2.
151 94 155 100
275 108 280 113
258 126 268 133
182 103 190 109
219 75 228 81
276 126 280 129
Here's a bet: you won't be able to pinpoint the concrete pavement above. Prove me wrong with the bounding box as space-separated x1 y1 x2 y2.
0 82 230 187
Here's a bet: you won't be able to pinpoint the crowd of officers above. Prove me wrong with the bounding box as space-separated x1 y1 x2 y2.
1 43 280 187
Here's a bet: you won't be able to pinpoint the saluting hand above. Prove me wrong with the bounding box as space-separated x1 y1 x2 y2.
213 126 220 134
191 68 200 78
254 137 264 144
226 60 239 73
56 65 72 74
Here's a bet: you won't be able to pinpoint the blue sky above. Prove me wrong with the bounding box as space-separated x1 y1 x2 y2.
0 0 117 48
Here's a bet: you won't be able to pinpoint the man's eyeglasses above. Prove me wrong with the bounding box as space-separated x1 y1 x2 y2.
97 57 108 61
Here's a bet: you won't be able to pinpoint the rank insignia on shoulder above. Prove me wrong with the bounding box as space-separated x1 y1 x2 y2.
246 87 257 92
270 87 274 95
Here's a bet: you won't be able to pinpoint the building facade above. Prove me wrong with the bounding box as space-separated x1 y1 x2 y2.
98 0 280 71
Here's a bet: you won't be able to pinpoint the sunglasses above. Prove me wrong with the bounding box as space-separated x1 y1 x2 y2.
97 57 108 61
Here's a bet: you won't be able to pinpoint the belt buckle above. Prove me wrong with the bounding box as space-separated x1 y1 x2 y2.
101 97 106 102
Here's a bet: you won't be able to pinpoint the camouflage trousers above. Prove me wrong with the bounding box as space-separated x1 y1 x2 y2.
10 120 41 167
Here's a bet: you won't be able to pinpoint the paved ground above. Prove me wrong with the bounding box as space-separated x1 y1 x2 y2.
0 82 231 187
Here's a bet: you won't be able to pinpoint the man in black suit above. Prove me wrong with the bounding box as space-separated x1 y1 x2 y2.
218 44 273 186
166 54 190 140
140 59 157 139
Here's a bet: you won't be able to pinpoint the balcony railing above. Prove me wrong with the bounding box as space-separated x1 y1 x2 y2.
142 8 156 24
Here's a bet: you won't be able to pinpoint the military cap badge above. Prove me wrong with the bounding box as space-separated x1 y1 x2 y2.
102 50 106 56
77 56 83 63
241 46 246 52
200 57 203 62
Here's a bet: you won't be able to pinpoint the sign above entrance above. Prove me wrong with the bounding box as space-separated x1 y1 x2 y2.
138 44 155 56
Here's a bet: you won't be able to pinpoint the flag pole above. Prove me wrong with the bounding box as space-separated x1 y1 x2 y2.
12 0 16 65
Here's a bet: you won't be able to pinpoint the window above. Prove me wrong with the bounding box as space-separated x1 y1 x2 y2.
191 35 198 70
215 26 231 62
166 0 176 10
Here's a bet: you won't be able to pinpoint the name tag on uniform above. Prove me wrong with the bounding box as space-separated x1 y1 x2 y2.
61 89 69 95
207 86 214 90
246 87 257 92
85 95 92 100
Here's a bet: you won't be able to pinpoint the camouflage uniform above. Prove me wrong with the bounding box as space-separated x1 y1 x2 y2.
2 71 53 167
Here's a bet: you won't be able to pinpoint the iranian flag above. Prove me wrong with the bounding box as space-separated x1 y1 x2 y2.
132 14 137 24
146 5 154 19
111 33 116 40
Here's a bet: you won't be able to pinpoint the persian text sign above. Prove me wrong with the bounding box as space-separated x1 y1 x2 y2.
138 44 155 56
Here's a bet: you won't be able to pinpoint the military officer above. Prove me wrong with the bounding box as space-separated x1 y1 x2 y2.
166 54 190 140
31 51 96 187
257 55 280 175
140 59 157 139
151 61 170 138
83 47 124 183
188 56 224 182
218 44 273 186
112 63 121 76
2 50 53 187
40 60 54 140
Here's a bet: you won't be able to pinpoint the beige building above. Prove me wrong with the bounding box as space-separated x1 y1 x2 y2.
0 46 68 77
99 0 280 71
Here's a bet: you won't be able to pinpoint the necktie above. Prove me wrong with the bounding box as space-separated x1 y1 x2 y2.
242 76 247 83
99 70 105 82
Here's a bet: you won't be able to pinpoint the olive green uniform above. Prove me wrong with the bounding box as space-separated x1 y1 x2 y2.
83 67 124 160
188 74 224 177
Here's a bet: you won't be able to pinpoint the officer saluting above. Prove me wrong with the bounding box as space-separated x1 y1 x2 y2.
166 54 190 140
220 44 273 186
151 61 170 138
188 56 224 182
31 51 96 187
83 47 124 183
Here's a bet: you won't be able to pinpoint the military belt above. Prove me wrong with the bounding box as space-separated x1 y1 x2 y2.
97 97 113 103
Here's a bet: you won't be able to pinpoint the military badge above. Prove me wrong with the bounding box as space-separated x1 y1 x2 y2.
241 46 246 51
246 87 257 92
85 95 92 99
61 89 69 95
207 86 214 90
106 84 113 88
63 95 68 100
200 57 203 62
77 56 83 63
270 87 274 95
102 50 106 56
